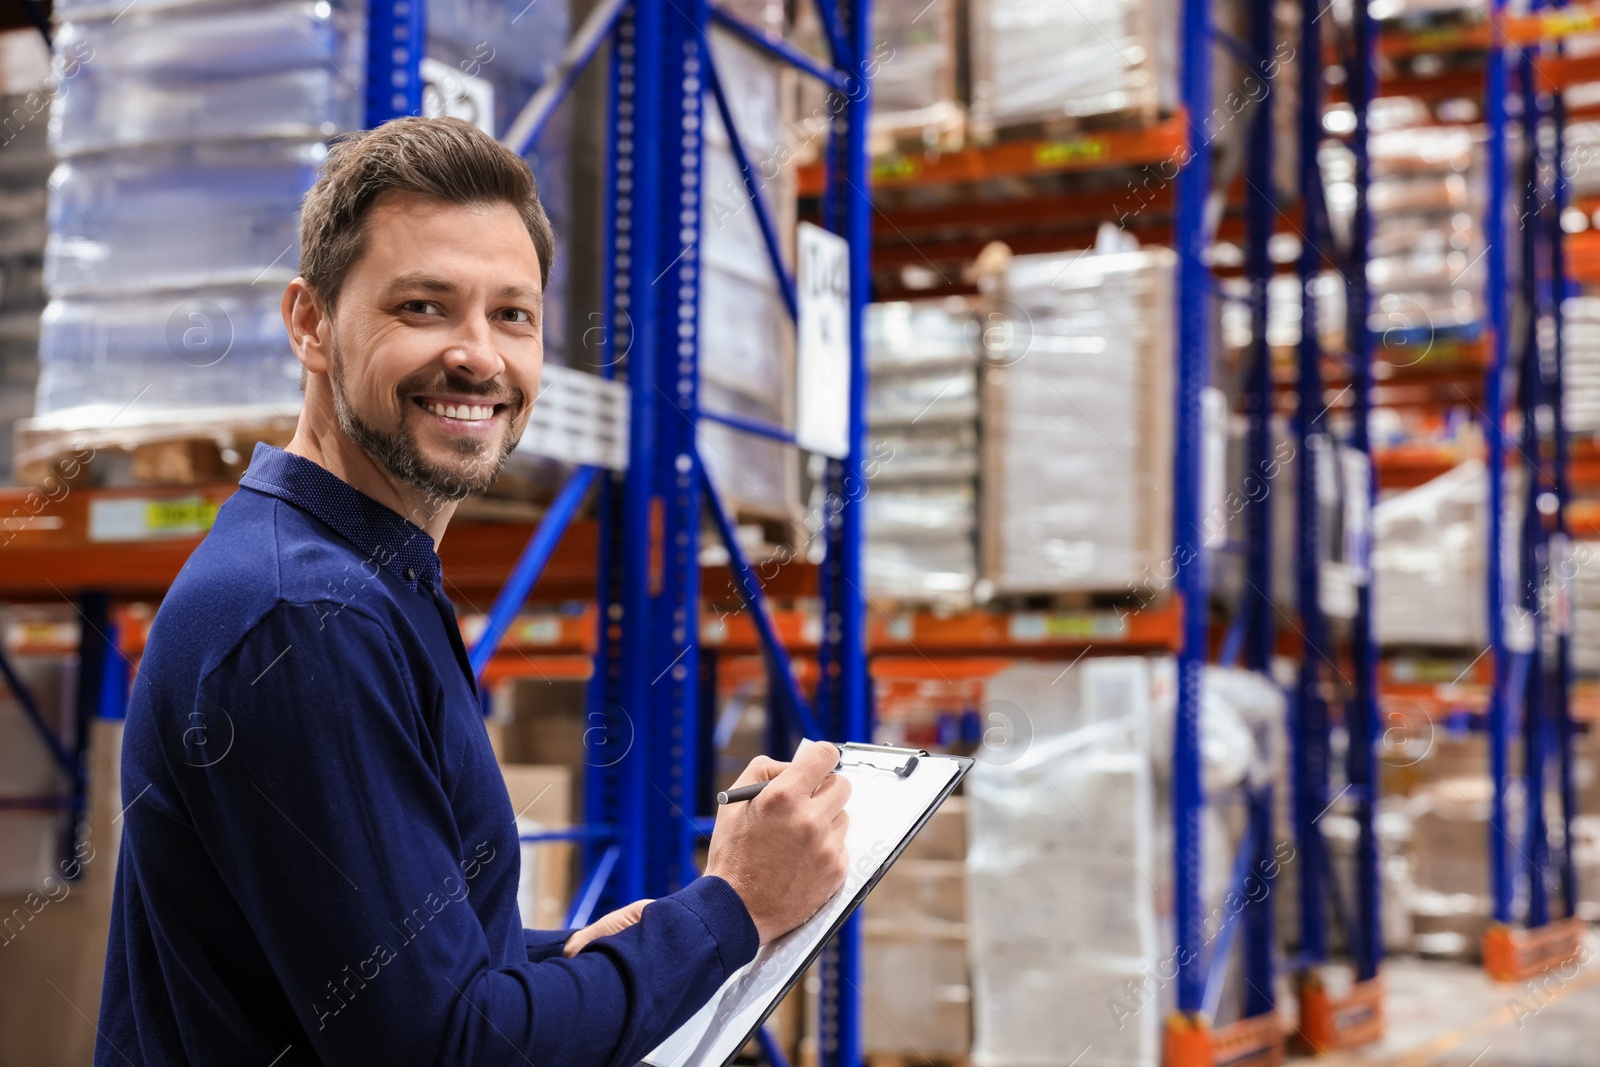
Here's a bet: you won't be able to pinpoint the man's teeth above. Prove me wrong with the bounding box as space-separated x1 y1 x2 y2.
425 401 494 422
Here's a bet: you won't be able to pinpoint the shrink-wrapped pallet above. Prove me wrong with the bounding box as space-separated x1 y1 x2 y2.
1372 459 1517 648
25 0 578 469
697 26 802 520
1563 297 1600 437
967 659 1278 1066
968 0 1178 137
0 49 53 483
980 248 1175 597
865 297 982 603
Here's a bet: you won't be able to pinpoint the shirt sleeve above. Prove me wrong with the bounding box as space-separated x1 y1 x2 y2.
178 600 758 1067
524 928 574 962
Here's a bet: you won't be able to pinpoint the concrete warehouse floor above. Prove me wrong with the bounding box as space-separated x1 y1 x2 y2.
1314 947 1600 1067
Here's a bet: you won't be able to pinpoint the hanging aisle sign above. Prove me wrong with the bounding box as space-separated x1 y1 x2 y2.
795 221 852 460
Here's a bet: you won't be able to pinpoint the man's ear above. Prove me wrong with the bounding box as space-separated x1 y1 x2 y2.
282 278 333 376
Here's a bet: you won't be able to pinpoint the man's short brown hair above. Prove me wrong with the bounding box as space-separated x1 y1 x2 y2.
296 115 556 312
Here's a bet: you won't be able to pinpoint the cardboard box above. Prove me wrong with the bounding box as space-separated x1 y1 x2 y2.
866 859 966 927
862 926 971 1058
501 764 574 932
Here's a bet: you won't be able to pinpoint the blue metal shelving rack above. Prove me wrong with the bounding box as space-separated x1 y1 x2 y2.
1480 0 1584 973
367 0 876 1060
1284 0 1386 1046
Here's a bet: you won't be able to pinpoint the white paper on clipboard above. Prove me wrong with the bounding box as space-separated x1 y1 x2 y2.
640 744 970 1067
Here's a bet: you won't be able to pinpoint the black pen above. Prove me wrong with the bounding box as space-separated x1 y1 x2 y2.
716 753 916 805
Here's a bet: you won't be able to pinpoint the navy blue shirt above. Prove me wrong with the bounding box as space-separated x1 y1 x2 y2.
96 442 758 1066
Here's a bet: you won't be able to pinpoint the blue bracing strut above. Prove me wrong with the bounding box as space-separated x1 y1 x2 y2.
469 465 599 680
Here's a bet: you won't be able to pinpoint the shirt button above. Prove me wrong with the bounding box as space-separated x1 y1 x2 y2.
404 566 417 582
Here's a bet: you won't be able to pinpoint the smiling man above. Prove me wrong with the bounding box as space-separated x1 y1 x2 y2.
95 116 850 1066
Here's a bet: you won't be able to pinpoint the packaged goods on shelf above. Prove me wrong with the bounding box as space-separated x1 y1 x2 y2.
792 0 963 159
0 82 51 483
980 248 1176 598
696 25 801 520
30 0 578 459
1575 538 1600 675
33 1 361 438
967 659 1275 1066
1327 124 1485 340
967 0 1178 138
865 297 982 603
865 0 964 151
1563 297 1600 437
1373 459 1517 648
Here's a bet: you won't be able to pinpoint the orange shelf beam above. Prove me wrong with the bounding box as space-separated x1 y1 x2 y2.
797 112 1188 197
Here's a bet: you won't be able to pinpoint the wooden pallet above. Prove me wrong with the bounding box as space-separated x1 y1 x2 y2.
864 1054 970 1067
12 413 298 490
869 102 968 159
972 102 1174 148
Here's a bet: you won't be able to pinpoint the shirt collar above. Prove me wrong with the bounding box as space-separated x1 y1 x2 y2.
239 442 443 594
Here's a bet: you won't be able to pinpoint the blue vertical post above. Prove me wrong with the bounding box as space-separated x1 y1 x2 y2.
584 0 638 915
638 0 711 897
1484 0 1515 928
613 0 668 906
365 0 426 126
816 2 872 1062
66 593 113 876
1241 0 1278 1019
1294 0 1330 970
1347 0 1384 981
1173 0 1214 1015
1243 0 1276 678
1516 36 1553 928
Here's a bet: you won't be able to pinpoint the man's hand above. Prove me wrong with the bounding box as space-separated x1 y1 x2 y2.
563 899 653 958
703 741 851 945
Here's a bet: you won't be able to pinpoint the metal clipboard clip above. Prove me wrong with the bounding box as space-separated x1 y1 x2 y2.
836 741 925 779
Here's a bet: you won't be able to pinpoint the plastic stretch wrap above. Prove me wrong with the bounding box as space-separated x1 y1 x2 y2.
696 26 799 518
1562 297 1600 437
968 659 1163 1067
0 81 51 481
967 660 1278 1066
1572 538 1600 675
981 249 1175 596
968 0 1178 134
33 0 575 439
868 0 962 144
1373 459 1517 648
865 298 982 603
1358 125 1484 336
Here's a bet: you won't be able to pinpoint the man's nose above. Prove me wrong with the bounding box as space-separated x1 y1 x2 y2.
442 313 505 381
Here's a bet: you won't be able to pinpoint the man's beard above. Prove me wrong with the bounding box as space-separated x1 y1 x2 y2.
327 337 524 507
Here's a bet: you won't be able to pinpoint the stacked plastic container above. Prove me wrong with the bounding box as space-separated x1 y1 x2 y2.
33 0 571 446
34 0 363 434
0 34 55 481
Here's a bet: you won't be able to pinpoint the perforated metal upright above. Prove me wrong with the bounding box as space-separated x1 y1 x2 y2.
422 0 878 1058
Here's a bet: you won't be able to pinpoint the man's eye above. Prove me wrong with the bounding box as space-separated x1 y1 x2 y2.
402 300 441 315
501 308 534 325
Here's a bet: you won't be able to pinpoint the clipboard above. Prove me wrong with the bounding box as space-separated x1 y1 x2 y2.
640 742 974 1067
